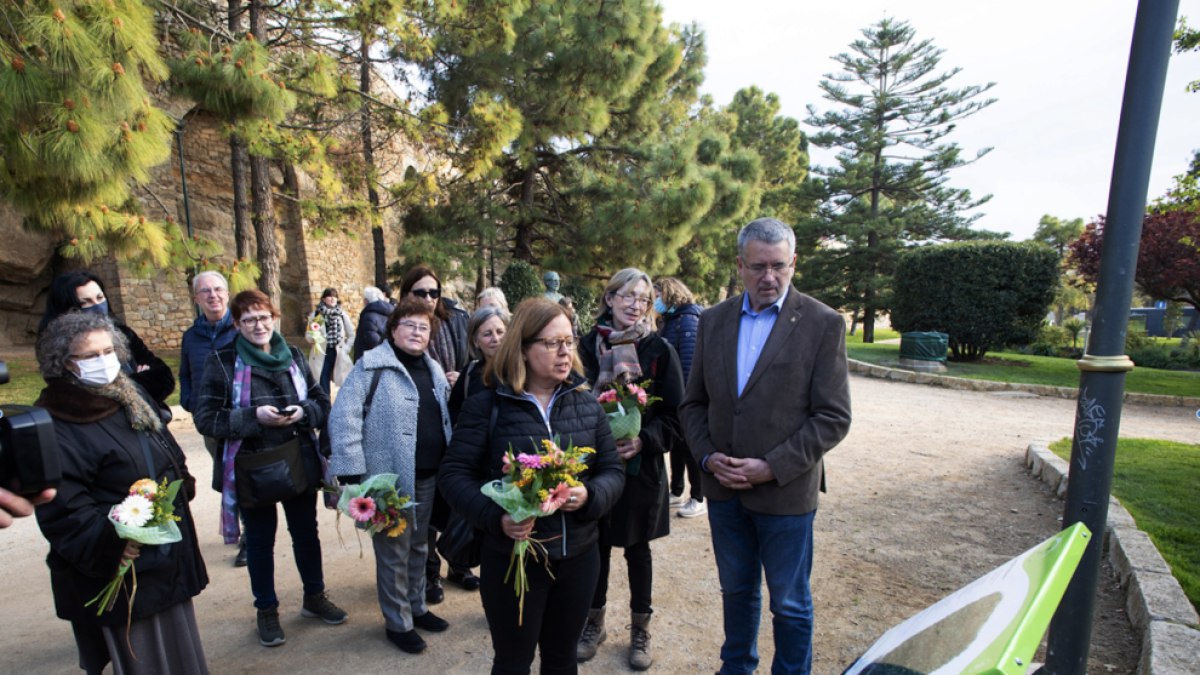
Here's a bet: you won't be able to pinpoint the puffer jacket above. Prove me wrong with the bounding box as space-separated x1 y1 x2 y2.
179 310 237 412
34 378 207 627
438 373 625 561
657 303 702 385
352 300 393 361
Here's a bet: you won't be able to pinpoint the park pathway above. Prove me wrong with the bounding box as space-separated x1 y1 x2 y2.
1 374 1194 675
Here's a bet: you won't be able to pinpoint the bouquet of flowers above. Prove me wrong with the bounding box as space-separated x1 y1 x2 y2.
306 315 327 355
332 474 415 538
596 381 660 475
481 436 594 624
87 478 184 616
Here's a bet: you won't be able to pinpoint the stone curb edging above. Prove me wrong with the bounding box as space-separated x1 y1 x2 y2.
847 359 1200 408
1025 443 1200 675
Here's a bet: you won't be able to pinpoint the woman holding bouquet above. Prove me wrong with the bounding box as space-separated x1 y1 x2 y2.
194 290 346 648
576 268 684 670
328 296 455 654
33 312 209 675
439 298 625 675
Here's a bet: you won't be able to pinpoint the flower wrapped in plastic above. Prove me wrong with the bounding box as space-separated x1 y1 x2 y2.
306 315 327 355
323 474 417 551
596 381 660 475
481 436 594 624
87 478 184 616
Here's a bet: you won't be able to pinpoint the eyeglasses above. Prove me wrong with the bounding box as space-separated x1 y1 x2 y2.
746 261 793 275
398 321 431 334
196 286 228 296
410 289 441 300
610 292 651 309
70 347 117 362
524 336 579 351
239 315 274 328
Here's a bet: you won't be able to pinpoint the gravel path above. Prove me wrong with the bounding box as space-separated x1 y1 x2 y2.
2 374 1195 675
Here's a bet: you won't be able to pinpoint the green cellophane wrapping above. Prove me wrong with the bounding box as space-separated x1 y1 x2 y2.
606 404 643 475
336 473 405 513
481 480 546 522
110 518 182 546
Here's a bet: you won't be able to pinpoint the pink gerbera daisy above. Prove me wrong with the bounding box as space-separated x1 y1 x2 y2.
597 389 618 403
518 453 545 470
541 482 571 514
348 496 376 522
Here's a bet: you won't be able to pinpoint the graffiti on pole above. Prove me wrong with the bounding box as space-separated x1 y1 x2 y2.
1073 388 1107 472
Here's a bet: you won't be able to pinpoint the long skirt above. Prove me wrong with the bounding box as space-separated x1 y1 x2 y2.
73 599 208 675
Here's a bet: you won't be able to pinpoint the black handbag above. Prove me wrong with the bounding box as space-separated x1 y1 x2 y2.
234 437 310 508
437 511 483 568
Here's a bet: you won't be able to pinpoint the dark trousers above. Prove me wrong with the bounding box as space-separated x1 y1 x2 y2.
670 440 703 501
480 543 600 675
591 542 652 614
426 530 471 578
318 347 337 394
242 491 324 610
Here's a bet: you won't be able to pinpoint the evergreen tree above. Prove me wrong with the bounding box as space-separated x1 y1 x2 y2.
1032 214 1087 324
3 0 182 270
799 18 1002 342
400 3 759 287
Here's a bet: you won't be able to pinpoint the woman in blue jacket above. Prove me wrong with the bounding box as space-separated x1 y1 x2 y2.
653 277 705 518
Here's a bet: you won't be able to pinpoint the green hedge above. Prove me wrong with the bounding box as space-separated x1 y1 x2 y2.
892 241 1059 361
499 261 545 309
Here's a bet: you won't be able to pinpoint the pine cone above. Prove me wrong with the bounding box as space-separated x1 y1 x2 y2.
66 120 79 132
112 63 125 76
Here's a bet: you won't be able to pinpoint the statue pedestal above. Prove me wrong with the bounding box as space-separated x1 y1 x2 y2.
898 357 947 373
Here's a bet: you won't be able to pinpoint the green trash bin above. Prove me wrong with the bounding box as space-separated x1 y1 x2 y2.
899 332 949 363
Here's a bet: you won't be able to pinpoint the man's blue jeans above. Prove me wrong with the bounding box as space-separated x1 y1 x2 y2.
708 494 816 675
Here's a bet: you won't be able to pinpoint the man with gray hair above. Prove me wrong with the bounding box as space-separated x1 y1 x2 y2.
680 218 852 675
179 269 243 565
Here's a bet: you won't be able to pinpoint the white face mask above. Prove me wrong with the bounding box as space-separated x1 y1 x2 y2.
74 352 122 387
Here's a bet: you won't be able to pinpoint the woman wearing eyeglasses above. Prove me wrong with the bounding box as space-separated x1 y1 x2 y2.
193 290 346 648
327 296 454 654
399 264 474 600
575 268 684 670
439 297 624 675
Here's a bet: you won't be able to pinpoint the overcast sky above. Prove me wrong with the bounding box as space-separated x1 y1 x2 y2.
658 0 1200 241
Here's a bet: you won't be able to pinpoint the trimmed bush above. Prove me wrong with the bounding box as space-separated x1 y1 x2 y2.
499 261 545 309
560 278 598 334
892 241 1060 361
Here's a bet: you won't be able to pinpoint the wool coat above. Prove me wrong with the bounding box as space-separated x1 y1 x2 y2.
33 378 208 627
192 341 330 492
327 342 453 502
438 374 625 562
679 287 852 516
579 329 684 547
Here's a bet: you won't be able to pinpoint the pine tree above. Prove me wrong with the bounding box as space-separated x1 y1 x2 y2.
400 4 760 286
799 18 1002 342
2 0 182 270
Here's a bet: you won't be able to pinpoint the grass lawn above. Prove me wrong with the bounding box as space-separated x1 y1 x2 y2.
846 328 900 344
845 341 1200 398
1 354 181 408
1049 438 1200 612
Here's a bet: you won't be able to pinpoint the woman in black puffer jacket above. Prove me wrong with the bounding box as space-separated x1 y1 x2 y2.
439 298 624 675
352 286 394 361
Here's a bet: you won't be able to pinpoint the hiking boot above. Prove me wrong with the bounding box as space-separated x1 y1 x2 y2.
576 606 606 662
387 628 427 654
301 591 348 625
413 610 449 632
425 575 444 604
678 498 707 519
257 607 286 647
669 493 688 508
629 611 653 670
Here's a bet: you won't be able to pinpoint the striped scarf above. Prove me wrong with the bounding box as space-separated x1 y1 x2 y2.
316 303 344 347
594 318 651 390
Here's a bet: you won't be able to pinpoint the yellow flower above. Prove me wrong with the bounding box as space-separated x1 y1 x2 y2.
387 520 407 537
130 479 157 496
537 489 549 502
566 476 581 487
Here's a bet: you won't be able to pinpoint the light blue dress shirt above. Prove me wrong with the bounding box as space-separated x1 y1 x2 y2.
736 288 789 397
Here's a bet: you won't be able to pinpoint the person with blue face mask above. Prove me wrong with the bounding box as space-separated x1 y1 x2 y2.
38 270 175 404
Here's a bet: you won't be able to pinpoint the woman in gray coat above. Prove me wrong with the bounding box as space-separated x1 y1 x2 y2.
327 296 454 655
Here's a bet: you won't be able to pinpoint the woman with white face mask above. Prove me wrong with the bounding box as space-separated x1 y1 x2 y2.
33 312 209 675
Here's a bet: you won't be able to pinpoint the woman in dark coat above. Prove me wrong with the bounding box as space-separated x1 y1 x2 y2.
439 298 625 675
447 305 510 426
193 289 346 648
38 270 175 404
576 268 684 670
653 276 705 516
352 286 394 361
34 312 208 675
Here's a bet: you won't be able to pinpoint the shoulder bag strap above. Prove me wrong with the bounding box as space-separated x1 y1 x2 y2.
362 368 384 419
137 431 156 479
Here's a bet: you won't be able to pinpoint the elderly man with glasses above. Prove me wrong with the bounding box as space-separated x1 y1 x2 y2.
680 218 852 675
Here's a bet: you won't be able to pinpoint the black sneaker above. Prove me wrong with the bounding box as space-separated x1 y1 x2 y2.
413 610 449 632
386 628 427 654
425 575 444 605
446 569 481 591
301 591 348 625
257 608 286 647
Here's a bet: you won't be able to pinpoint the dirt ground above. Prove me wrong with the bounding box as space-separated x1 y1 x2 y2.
1 374 1195 675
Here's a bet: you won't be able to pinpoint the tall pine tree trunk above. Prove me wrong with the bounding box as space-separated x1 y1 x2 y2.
514 165 536 262
863 141 884 344
249 0 280 308
361 35 386 288
229 0 252 261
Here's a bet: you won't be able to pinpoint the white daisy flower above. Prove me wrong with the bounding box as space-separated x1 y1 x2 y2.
114 494 154 528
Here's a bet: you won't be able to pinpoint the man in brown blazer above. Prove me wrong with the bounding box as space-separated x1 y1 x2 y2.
680 218 852 675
